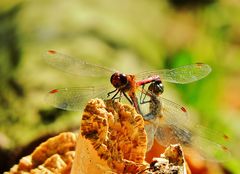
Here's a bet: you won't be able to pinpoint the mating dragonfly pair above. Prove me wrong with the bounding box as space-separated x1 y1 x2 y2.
45 50 230 161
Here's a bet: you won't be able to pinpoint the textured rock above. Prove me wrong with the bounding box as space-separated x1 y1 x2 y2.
5 132 76 174
6 99 189 174
71 98 148 174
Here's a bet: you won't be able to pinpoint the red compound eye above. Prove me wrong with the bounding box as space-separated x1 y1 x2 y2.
110 73 128 88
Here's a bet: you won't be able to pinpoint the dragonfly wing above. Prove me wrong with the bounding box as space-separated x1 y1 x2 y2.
187 125 231 162
136 63 211 84
144 123 157 151
46 86 111 111
188 135 231 162
44 50 115 77
154 124 192 147
155 124 231 161
160 96 190 126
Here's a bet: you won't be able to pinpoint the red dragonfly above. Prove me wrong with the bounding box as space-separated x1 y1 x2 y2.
140 82 231 161
44 50 211 114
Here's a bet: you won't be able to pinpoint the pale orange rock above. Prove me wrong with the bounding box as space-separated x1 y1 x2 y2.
5 132 77 174
71 99 148 174
5 98 189 174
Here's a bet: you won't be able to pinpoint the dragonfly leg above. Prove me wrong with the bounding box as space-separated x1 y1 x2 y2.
107 88 118 97
139 84 151 104
123 92 133 105
112 92 122 102
140 99 151 104
110 89 121 100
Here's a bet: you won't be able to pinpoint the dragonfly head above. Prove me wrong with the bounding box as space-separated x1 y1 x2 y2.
148 80 164 96
110 72 128 89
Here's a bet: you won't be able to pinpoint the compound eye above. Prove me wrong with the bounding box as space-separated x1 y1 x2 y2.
110 73 128 88
119 74 128 85
156 82 164 94
148 81 164 95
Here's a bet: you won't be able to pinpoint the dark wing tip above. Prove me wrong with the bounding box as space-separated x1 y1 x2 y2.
181 107 187 113
223 134 230 140
48 50 57 54
221 145 229 152
49 89 59 94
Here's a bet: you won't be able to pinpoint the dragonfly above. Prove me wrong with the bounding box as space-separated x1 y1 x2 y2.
44 50 212 114
140 82 231 161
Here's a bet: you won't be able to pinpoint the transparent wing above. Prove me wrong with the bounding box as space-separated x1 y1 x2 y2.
142 94 189 126
154 124 231 161
45 86 111 111
160 96 189 126
142 94 190 151
190 125 231 161
136 63 211 84
44 50 115 77
144 123 157 151
153 124 191 147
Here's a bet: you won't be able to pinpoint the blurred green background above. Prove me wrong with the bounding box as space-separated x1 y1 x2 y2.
0 0 239 173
